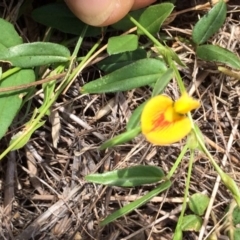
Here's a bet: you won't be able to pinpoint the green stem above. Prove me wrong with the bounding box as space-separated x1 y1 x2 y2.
68 38 101 82
101 180 171 226
0 25 95 159
55 26 89 92
173 149 194 240
128 15 185 93
1 67 21 81
167 144 189 179
168 60 185 94
191 122 240 206
128 15 165 48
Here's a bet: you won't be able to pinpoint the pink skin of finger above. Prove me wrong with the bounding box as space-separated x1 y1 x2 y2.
65 0 156 26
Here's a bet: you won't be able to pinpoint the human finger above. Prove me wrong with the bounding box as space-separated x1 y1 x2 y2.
65 0 134 26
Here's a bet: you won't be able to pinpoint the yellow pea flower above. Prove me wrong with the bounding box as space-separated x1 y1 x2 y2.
141 92 200 145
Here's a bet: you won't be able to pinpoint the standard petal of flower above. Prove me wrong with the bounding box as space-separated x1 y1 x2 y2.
174 92 200 114
141 95 192 145
143 117 192 145
141 95 173 134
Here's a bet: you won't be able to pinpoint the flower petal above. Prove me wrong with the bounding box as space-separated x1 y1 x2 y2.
143 117 192 145
141 95 173 134
141 95 192 145
174 92 200 114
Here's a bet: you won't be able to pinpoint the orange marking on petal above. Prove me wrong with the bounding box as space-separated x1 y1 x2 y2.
152 112 171 131
141 94 198 145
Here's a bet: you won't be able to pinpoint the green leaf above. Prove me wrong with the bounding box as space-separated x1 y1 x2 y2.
107 35 138 55
234 228 240 240
188 193 210 216
97 49 147 73
138 3 174 35
0 43 8 53
0 42 70 68
151 68 173 97
32 3 101 37
10 121 45 150
100 180 171 226
192 1 227 45
181 215 202 232
86 165 165 187
112 9 145 31
126 102 146 131
81 58 167 93
0 69 35 140
225 202 240 239
100 126 141 150
232 206 240 226
0 18 22 48
196 45 240 70
126 68 172 131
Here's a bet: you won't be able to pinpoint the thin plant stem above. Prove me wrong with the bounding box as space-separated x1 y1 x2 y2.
173 149 194 240
128 15 186 93
128 15 165 49
188 114 240 206
168 60 186 93
195 126 240 206
1 67 21 80
55 25 89 92
61 37 102 94
167 144 189 179
0 26 93 159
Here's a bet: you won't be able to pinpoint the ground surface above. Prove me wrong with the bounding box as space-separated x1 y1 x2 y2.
1 0 240 239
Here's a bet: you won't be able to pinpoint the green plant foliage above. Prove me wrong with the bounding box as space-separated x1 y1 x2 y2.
107 34 138 55
167 46 186 67
126 68 173 131
100 180 171 226
153 45 185 67
0 18 22 48
112 9 145 31
2 1 240 235
197 45 240 70
173 227 183 240
232 206 240 226
100 126 141 150
86 165 165 187
234 228 240 240
0 69 35 140
126 102 146 131
187 125 205 151
151 68 173 97
188 193 210 216
181 215 202 232
32 3 101 36
81 58 167 93
192 0 227 45
0 42 70 68
97 49 147 73
10 121 45 150
225 202 240 240
138 3 174 35
0 44 7 53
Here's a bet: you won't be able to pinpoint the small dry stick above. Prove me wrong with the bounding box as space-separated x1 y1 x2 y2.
0 73 66 93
